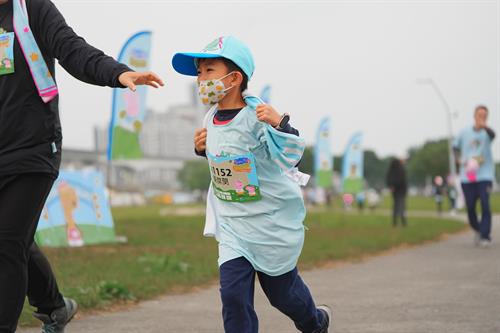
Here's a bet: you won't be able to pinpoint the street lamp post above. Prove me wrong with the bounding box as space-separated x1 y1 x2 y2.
417 78 463 210
416 78 457 177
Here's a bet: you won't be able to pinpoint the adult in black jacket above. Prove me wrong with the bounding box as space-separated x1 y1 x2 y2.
0 0 164 332
386 158 408 227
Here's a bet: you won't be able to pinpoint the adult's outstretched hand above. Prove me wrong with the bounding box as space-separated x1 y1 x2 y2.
118 71 165 91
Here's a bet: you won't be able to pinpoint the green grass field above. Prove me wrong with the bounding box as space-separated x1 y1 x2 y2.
20 206 466 326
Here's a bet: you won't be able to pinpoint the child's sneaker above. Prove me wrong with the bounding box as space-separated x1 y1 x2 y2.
479 239 492 248
33 297 78 333
474 231 481 246
316 305 332 333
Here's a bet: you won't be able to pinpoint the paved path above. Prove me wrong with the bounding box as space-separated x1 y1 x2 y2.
20 216 500 333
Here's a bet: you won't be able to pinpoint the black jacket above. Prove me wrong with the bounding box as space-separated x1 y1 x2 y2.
386 160 408 196
0 0 130 178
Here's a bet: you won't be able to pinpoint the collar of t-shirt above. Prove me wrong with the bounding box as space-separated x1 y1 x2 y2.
213 108 242 125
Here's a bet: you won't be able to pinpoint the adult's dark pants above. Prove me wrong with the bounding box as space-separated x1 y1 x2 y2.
392 192 407 226
461 181 493 240
0 174 65 333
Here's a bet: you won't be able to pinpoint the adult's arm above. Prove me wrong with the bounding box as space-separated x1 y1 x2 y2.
452 130 462 163
31 0 131 88
386 171 394 188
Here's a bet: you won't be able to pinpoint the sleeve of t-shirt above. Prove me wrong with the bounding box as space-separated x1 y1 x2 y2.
277 124 301 169
485 127 496 141
195 148 207 158
452 130 462 151
278 123 299 137
31 0 131 88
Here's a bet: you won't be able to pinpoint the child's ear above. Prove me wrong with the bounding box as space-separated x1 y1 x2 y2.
232 72 243 89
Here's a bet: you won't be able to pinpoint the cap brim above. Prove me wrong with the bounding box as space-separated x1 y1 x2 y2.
172 52 222 76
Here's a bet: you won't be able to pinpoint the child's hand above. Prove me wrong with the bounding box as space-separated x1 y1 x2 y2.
194 128 207 153
256 104 281 127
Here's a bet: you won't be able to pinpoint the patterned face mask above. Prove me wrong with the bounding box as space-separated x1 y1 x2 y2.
197 72 235 106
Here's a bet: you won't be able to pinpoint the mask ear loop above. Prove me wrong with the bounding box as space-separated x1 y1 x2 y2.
220 71 238 93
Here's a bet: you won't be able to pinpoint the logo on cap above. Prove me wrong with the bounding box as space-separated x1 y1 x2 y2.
203 37 224 53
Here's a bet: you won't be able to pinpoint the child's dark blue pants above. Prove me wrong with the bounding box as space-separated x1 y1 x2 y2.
219 256 326 333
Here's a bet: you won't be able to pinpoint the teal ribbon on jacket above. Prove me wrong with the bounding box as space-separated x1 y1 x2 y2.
13 0 58 103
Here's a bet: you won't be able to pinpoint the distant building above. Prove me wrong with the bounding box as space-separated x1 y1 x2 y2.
66 84 206 192
138 104 203 160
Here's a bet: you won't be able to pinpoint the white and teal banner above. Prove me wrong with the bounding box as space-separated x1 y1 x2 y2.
108 31 152 160
342 132 364 194
314 117 333 188
260 85 271 103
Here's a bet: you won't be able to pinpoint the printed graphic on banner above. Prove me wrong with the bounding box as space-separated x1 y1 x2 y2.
314 117 333 188
35 171 117 248
108 31 152 160
342 132 364 195
207 153 261 202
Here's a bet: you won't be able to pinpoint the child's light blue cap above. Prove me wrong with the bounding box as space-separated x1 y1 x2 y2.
172 36 255 79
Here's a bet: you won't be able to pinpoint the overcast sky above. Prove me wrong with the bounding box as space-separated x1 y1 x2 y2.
51 0 499 160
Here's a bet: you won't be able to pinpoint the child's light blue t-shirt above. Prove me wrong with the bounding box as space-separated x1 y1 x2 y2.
206 106 306 277
453 126 495 183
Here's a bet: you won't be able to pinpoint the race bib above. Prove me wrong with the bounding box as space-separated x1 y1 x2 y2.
0 32 15 76
207 152 261 203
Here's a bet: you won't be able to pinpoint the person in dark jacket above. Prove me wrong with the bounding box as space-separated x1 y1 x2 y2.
0 1 164 332
386 158 408 227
